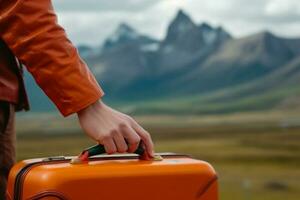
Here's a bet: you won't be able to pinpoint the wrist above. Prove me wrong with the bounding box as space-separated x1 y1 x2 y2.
77 99 104 116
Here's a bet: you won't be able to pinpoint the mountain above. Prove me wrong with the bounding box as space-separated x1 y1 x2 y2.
24 9 300 114
158 10 231 73
171 31 298 95
130 56 300 115
84 23 159 96
162 10 230 53
102 23 157 51
85 10 232 100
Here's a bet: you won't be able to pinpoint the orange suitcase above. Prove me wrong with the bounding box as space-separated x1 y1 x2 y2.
7 148 218 200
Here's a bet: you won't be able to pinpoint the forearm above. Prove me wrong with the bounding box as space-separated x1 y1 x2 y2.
0 0 104 116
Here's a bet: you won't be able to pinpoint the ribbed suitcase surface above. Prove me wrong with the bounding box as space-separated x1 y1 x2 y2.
7 153 218 200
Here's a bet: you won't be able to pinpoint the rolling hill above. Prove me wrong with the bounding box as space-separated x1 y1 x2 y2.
130 56 300 114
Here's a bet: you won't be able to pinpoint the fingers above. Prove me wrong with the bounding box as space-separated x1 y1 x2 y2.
122 125 140 153
131 120 154 157
97 118 153 156
79 101 154 157
100 125 140 154
113 131 128 153
101 137 117 154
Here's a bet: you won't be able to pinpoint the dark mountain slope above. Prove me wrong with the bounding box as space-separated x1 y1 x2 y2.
172 32 297 95
131 56 300 114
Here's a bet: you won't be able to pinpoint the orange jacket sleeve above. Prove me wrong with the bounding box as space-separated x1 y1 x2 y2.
0 0 104 116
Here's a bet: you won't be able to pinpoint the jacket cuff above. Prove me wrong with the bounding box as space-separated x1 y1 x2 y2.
59 87 104 117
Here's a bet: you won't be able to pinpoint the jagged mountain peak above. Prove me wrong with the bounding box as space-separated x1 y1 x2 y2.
172 9 195 30
102 23 142 50
102 22 158 52
116 23 136 34
107 23 139 43
165 10 196 39
199 22 213 30
174 9 194 24
163 10 231 49
198 23 227 45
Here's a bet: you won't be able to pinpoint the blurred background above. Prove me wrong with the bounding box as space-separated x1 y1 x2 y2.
17 0 300 199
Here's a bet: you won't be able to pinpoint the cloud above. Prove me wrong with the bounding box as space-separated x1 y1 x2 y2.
52 0 300 46
265 0 300 17
52 0 159 12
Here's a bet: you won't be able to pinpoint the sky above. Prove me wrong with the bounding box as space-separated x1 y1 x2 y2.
52 0 300 46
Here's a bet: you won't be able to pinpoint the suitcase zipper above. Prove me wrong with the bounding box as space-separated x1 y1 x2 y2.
14 162 41 200
13 153 189 200
13 158 69 200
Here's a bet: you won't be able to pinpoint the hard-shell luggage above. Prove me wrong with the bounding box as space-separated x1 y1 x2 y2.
7 151 218 200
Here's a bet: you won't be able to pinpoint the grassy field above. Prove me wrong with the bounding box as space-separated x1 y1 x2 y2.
15 111 300 200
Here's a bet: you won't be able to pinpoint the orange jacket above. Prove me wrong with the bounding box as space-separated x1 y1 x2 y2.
0 0 104 116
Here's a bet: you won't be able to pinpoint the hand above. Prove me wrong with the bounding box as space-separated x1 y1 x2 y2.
77 100 154 158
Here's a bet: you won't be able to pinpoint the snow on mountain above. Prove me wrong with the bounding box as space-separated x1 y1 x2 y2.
107 23 139 43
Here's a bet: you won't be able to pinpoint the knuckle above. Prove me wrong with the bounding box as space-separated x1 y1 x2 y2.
101 134 111 141
95 136 102 141
126 116 135 123
145 132 151 139
129 117 136 123
123 114 132 120
144 131 150 137
118 122 128 130
109 129 118 137
141 131 150 139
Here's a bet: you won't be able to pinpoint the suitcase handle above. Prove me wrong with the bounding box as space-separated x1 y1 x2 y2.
71 141 149 164
83 141 145 157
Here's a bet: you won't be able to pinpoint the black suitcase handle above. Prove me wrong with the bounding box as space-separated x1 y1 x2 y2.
83 141 145 157
71 141 147 164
